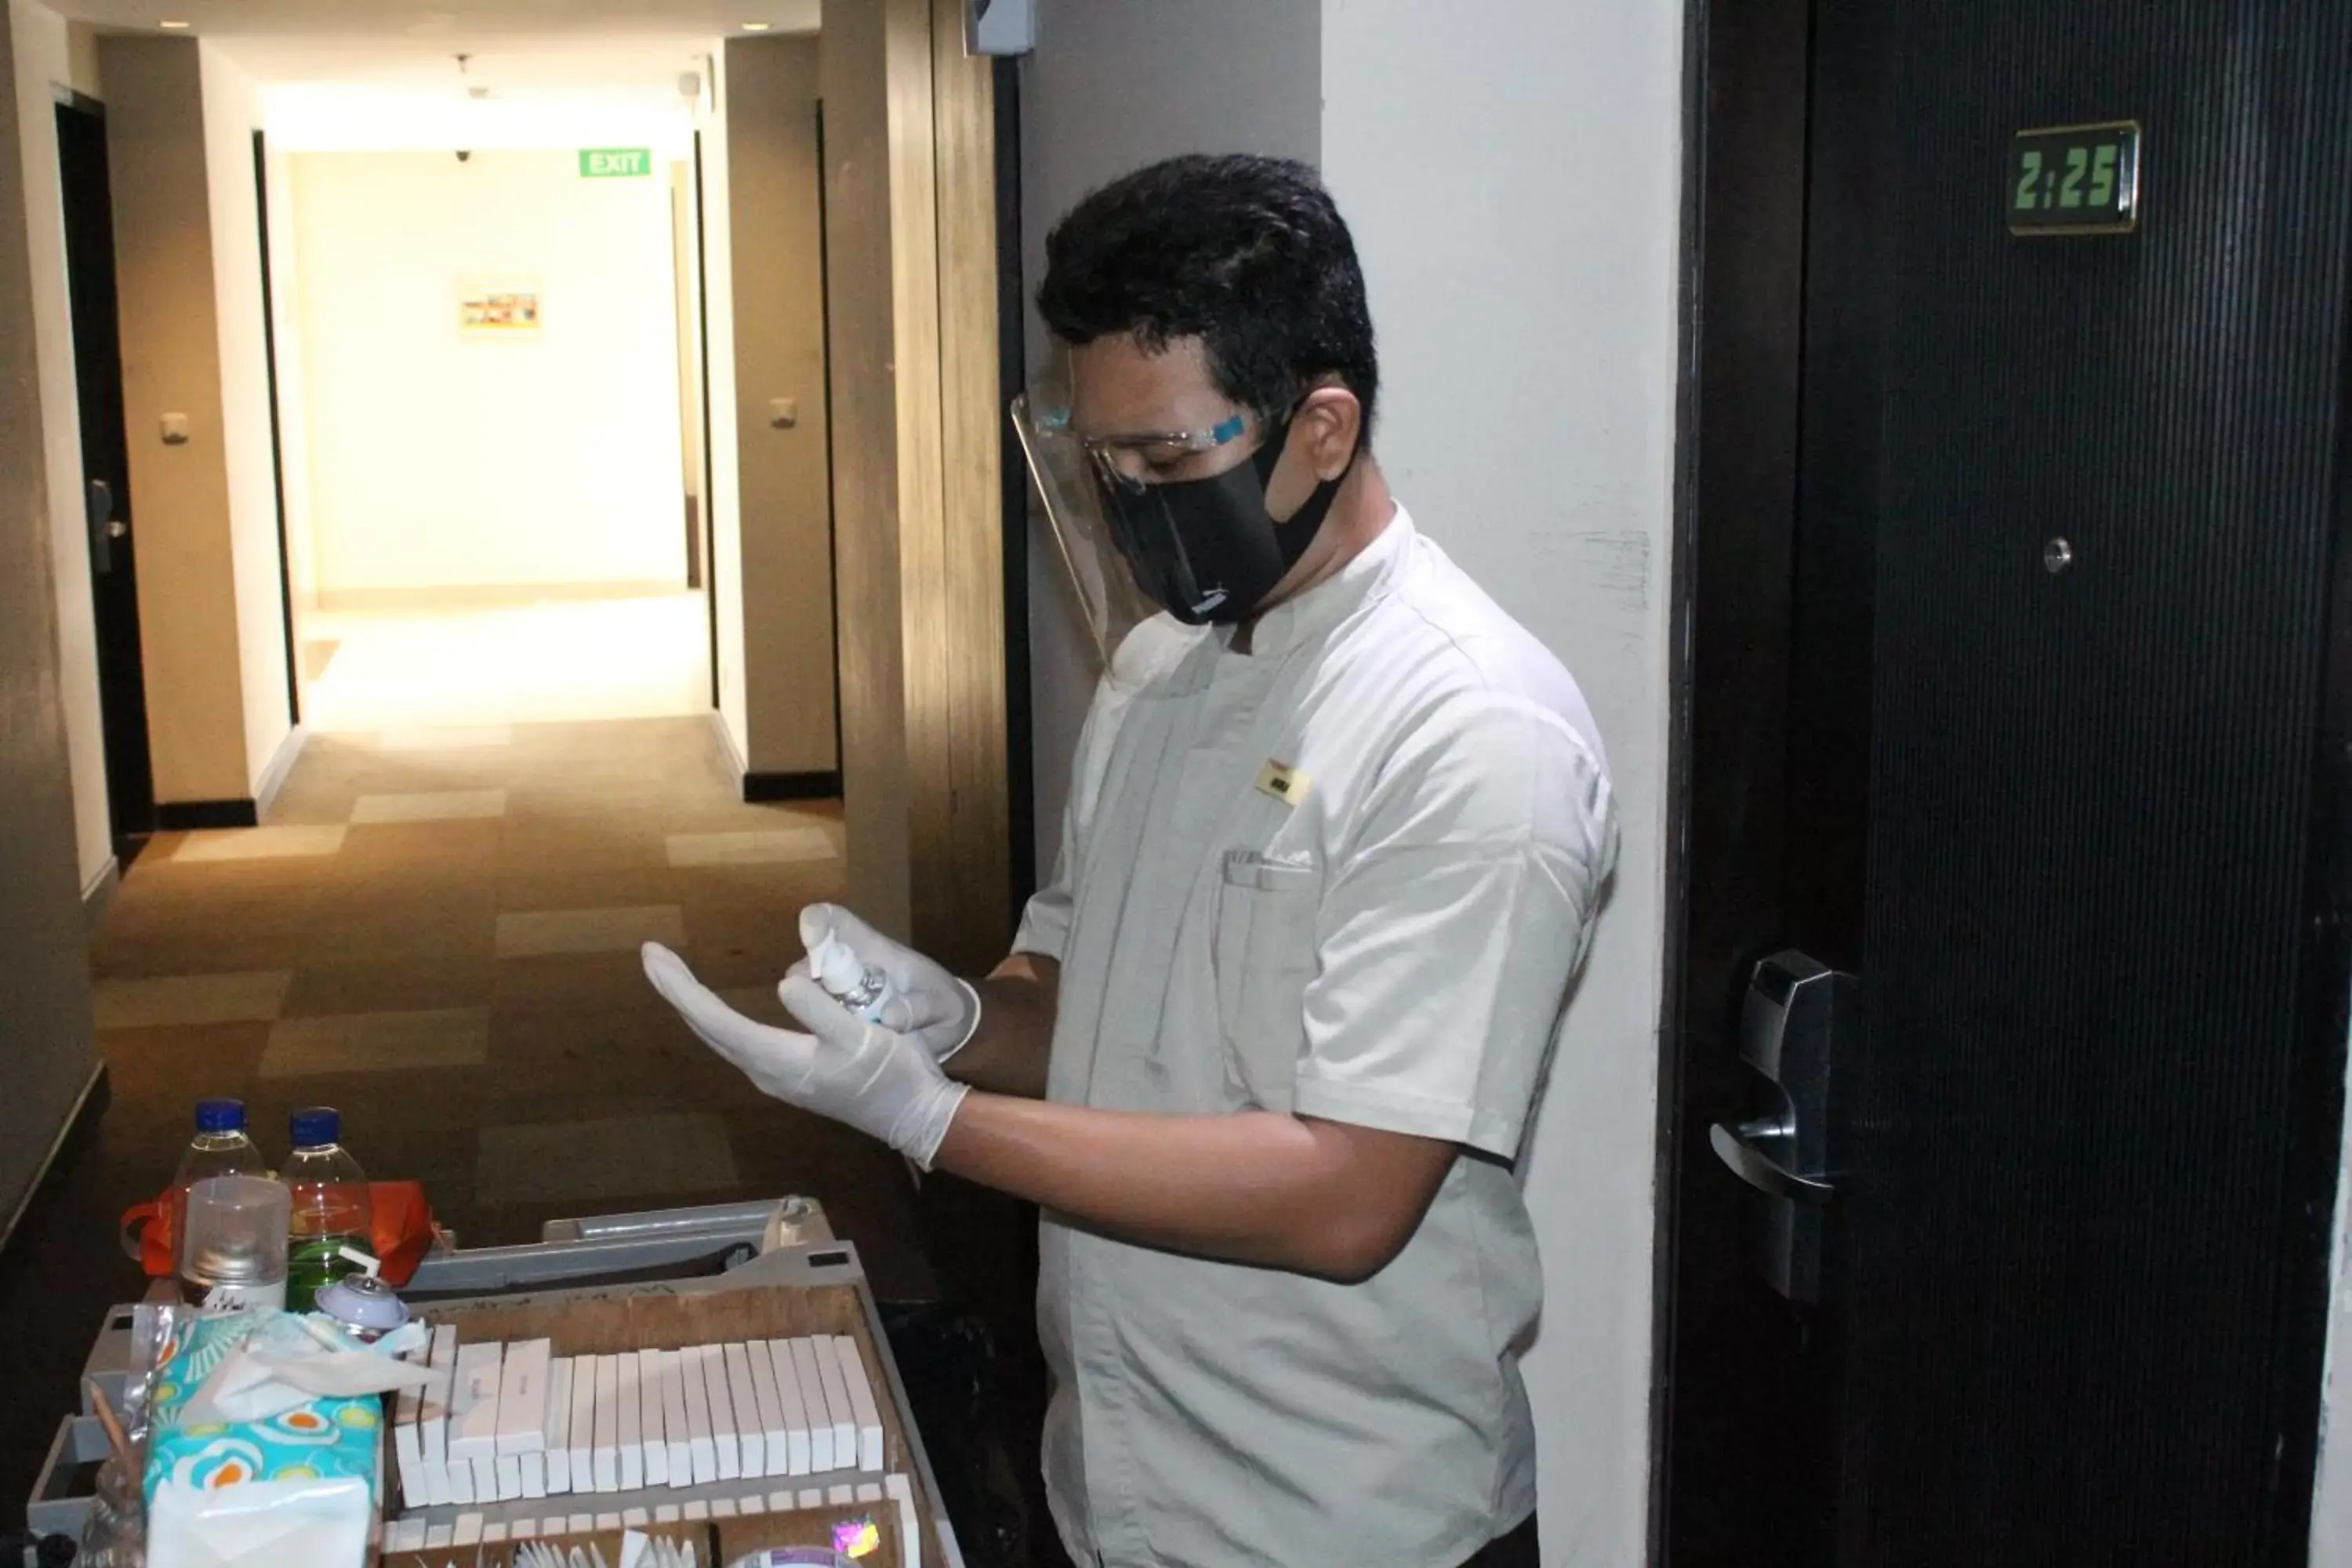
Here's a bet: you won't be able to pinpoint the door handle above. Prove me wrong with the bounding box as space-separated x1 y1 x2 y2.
1710 1116 1835 1205
107 519 127 539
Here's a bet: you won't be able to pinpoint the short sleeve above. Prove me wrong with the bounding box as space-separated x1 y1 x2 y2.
1290 694 1616 1158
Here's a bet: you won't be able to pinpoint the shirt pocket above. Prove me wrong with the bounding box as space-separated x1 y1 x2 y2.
1212 850 1320 1110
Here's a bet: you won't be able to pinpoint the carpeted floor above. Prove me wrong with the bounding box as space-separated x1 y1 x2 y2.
0 716 940 1530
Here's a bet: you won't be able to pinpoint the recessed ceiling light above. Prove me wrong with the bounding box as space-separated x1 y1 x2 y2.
740 20 771 30
159 17 191 27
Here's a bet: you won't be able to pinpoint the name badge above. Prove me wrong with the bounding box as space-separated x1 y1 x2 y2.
1254 759 1310 806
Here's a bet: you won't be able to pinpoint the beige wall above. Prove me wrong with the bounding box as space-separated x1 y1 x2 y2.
11 0 110 891
698 48 750 764
0 0 100 1239
103 35 290 804
722 34 835 778
202 45 291 792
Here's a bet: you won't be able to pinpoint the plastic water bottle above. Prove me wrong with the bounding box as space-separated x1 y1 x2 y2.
171 1098 265 1281
285 1106 369 1312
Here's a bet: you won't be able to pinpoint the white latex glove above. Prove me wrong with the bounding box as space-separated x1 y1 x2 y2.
642 942 969 1168
786 902 982 1063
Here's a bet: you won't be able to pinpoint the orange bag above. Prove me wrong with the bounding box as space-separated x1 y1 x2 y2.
120 1180 437 1287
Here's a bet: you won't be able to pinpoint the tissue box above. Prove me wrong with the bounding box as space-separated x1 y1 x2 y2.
145 1314 383 1566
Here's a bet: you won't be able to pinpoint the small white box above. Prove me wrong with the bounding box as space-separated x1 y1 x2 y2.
797 1487 824 1509
495 1454 522 1501
856 1482 884 1504
419 1338 456 1504
655 1503 682 1525
724 1343 766 1477
592 1353 622 1493
485 1522 510 1544
449 1341 505 1466
568 1352 597 1490
568 1512 595 1534
657 1348 693 1485
746 1340 790 1479
827 1483 854 1505
789 1339 834 1472
445 1450 476 1504
473 1454 500 1501
713 1496 739 1519
702 1341 741 1479
812 1338 857 1473
637 1348 670 1486
497 1338 553 1457
833 1335 886 1473
739 1494 768 1515
521 1449 548 1499
767 1339 812 1476
684 1500 710 1523
768 1489 794 1512
615 1352 645 1490
544 1359 575 1494
595 1512 622 1532
454 1513 485 1546
425 1523 453 1549
622 1506 652 1529
885 1473 923 1568
681 1345 717 1484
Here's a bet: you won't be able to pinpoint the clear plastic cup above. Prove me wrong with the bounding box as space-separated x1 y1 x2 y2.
179 1174 291 1313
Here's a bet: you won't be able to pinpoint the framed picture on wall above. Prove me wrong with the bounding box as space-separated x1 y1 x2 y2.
457 275 543 337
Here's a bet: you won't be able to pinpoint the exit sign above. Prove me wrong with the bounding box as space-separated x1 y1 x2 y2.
579 148 653 179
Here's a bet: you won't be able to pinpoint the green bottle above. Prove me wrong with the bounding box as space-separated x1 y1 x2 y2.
285 1106 369 1312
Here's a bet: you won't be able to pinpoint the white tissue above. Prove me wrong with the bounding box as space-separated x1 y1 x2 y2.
177 1315 431 1426
147 1475 372 1568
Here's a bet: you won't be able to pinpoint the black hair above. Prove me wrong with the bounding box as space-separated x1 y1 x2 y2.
1038 154 1378 442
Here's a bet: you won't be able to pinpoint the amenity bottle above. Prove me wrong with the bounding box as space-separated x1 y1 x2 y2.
285 1106 369 1312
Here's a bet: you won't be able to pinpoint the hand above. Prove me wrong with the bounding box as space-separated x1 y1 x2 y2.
641 943 969 1167
786 903 982 1063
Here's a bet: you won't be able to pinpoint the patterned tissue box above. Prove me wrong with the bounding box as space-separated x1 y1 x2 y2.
144 1312 385 1503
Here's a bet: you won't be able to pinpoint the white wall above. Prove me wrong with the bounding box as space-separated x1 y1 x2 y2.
1319 3 1682 1558
1020 4 1683 1560
201 44 292 792
11 0 111 891
699 49 750 761
1017 0 1321 880
2310 1027 2352 1563
289 147 688 596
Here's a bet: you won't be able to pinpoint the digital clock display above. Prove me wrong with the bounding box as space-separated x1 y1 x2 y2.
2009 122 2140 236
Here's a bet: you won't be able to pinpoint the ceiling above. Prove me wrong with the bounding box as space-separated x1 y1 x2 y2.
41 0 821 88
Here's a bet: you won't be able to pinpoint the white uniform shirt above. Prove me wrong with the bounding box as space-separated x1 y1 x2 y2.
1015 507 1617 1568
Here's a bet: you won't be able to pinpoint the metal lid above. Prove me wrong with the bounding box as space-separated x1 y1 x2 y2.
187 1240 274 1284
314 1273 408 1330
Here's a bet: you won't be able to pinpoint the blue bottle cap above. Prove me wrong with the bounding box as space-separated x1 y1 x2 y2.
194 1098 245 1134
290 1105 342 1146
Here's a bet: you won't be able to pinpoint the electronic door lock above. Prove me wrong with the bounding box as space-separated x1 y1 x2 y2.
1710 951 1858 1301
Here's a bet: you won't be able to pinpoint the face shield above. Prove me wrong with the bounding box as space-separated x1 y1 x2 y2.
1010 363 1166 671
1012 348 1353 662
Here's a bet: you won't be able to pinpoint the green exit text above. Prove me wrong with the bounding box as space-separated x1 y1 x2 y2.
579 148 654 179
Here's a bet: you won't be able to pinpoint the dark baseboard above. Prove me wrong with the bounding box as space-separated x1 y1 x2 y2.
158 798 260 830
744 771 843 804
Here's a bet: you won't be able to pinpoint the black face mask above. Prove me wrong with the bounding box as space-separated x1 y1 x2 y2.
1094 409 1348 626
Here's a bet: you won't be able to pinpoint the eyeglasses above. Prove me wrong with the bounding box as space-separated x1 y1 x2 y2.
1050 412 1254 492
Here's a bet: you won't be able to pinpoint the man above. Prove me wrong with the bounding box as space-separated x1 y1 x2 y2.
644 154 1617 1568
